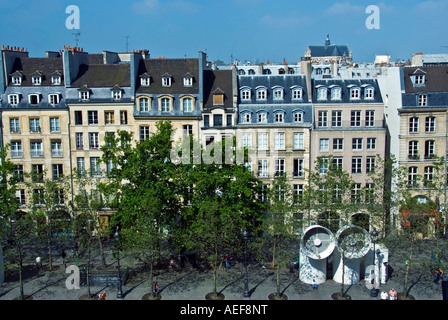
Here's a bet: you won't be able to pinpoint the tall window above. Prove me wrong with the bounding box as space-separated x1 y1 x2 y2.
365 110 375 126
408 167 418 187
241 113 251 124
105 111 114 125
350 88 360 99
52 164 63 180
257 89 267 100
293 184 304 204
333 138 344 150
366 156 375 173
418 94 427 106
241 89 251 101
274 112 284 123
258 112 267 124
425 116 436 133
275 158 285 177
10 118 20 133
88 111 98 125
29 118 40 132
293 133 304 149
120 111 128 124
13 165 24 182
161 98 171 112
90 157 101 176
352 138 363 150
409 117 419 133
31 164 44 183
242 133 252 148
77 157 85 174
89 132 99 149
424 166 434 186
292 88 303 100
257 159 268 178
258 133 268 150
50 118 60 132
213 114 223 127
319 157 329 174
140 126 150 141
293 159 304 178
183 98 193 112
331 87 341 100
30 141 43 157
10 141 22 158
318 111 328 127
294 112 303 123
8 94 19 106
332 110 342 127
183 125 192 136
317 88 327 100
76 133 84 149
350 111 361 127
320 138 329 151
367 138 376 150
49 94 60 105
273 89 283 100
51 140 62 157
409 141 419 159
351 184 362 203
75 111 83 125
351 157 362 174
364 87 374 99
139 97 149 112
425 140 435 158
274 133 285 150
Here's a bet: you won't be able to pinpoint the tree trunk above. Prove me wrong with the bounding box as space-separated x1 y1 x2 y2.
18 247 24 300
47 235 53 271
97 235 106 267
213 244 218 297
341 252 345 297
403 239 414 297
276 263 281 297
86 244 91 298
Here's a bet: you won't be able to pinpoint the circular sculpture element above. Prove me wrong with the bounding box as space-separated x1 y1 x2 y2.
336 225 371 259
301 225 335 260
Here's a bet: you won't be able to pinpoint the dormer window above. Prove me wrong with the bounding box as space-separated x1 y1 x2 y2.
32 76 42 86
78 85 91 101
162 75 172 87
274 111 284 123
364 87 374 99
8 94 20 106
418 94 428 106
28 94 40 105
292 87 303 100
48 94 60 105
317 87 327 100
111 87 122 100
349 87 361 99
12 76 22 85
141 77 150 86
183 75 193 87
294 111 304 123
273 88 284 100
258 112 267 124
241 88 251 101
414 75 425 85
51 76 61 85
331 87 342 100
256 88 267 101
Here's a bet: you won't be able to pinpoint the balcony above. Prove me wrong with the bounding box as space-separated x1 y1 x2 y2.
408 154 420 161
30 151 44 158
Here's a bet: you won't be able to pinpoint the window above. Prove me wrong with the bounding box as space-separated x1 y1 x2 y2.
76 133 84 149
333 138 344 150
33 189 45 205
409 117 419 133
317 87 327 100
13 165 24 182
320 138 329 151
32 164 44 183
88 111 98 125
365 183 375 203
161 98 171 112
112 90 122 100
351 184 362 203
273 88 283 100
275 112 284 123
274 133 285 150
8 94 19 106
294 112 303 123
12 76 21 85
350 111 361 127
241 112 251 124
139 97 149 112
10 118 20 133
50 118 60 132
350 88 360 99
424 166 434 186
226 115 232 127
183 97 193 112
425 116 436 133
258 133 268 150
140 126 150 141
105 111 114 125
293 133 304 150
352 138 363 150
293 184 304 204
75 111 83 125
90 157 101 176
409 141 419 159
408 167 418 187
418 94 428 106
333 157 343 170
16 189 26 205
106 159 114 175
319 157 329 174
365 110 375 127
89 132 99 149
425 140 435 159
257 89 267 100
32 76 42 85
366 156 375 173
258 159 268 178
213 94 224 105
51 140 62 157
318 111 328 127
29 118 40 132
10 141 22 158
292 88 303 100
162 76 171 87
184 76 193 87
258 112 267 124
51 76 61 85
204 115 210 127
331 110 342 127
206 136 215 146
52 164 63 180
29 94 40 105
242 133 252 148
364 87 374 99
141 77 150 86
120 111 128 124
351 157 362 173
413 75 425 85
331 87 341 100
241 89 251 101
275 158 285 177
79 91 89 101
54 189 65 205
105 132 114 146
367 138 376 150
293 159 304 178
49 94 60 105
213 114 223 127
77 157 85 174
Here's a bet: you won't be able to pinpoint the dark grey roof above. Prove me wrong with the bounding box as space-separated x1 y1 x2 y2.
8 57 64 86
136 58 199 94
203 70 233 110
70 64 131 88
312 78 382 104
308 45 350 58
403 65 448 93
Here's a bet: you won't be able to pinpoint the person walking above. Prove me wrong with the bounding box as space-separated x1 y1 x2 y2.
224 254 230 270
388 288 397 300
312 279 318 289
380 290 389 300
154 282 158 297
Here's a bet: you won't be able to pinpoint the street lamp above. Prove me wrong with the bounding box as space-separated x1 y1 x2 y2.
243 229 250 298
370 228 379 297
114 227 123 300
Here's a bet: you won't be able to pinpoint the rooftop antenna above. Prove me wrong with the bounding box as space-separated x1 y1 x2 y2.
73 32 81 47
125 36 130 52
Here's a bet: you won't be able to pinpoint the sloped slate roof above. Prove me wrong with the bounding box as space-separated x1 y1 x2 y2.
203 69 233 109
136 58 199 94
403 65 448 93
312 78 382 104
307 44 350 58
70 64 131 88
9 57 64 86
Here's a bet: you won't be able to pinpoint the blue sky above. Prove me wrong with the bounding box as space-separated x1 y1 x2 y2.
1 0 447 63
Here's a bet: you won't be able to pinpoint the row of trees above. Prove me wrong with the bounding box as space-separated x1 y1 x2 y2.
1 120 447 299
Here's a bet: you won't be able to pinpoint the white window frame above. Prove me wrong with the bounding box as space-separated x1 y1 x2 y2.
51 76 61 85
12 76 21 85
293 132 304 150
258 112 267 124
274 133 285 150
112 90 122 100
242 133 252 148
258 133 268 150
162 77 172 87
8 94 19 106
183 77 193 87
49 94 60 105
320 138 329 151
32 76 42 85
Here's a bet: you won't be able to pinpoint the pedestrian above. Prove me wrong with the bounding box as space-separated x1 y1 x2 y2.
98 291 107 300
312 279 318 289
388 288 397 300
225 254 230 270
380 290 389 300
169 256 175 269
61 249 67 268
35 256 42 269
154 282 158 297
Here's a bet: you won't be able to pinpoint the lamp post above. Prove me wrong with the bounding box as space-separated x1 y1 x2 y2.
114 227 123 300
243 229 250 297
370 228 379 297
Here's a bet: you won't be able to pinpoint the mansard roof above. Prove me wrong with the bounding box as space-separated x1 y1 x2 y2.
203 69 233 109
70 63 131 88
403 65 448 93
8 57 64 86
136 58 199 94
312 78 382 103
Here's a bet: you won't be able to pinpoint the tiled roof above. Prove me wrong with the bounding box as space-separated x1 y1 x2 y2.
136 58 199 94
